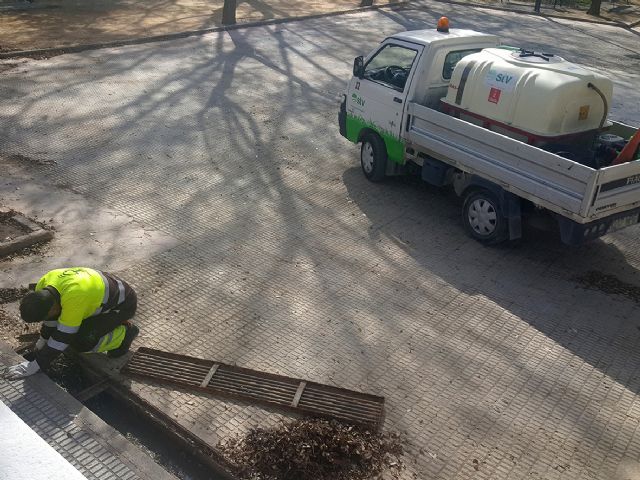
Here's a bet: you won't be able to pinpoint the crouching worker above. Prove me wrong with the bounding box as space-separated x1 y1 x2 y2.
3 267 140 380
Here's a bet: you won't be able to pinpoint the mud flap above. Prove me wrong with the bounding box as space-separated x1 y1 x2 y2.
421 157 450 186
504 192 522 240
338 95 347 138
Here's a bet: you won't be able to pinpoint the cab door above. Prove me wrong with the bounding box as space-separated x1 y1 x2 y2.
346 40 422 163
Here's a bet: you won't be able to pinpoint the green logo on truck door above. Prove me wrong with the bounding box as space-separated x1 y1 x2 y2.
351 93 366 107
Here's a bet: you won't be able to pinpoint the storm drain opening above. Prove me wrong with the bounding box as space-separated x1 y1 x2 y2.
43 353 234 480
122 347 386 430
84 390 231 480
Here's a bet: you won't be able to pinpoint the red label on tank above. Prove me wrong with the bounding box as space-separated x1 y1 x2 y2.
488 88 501 104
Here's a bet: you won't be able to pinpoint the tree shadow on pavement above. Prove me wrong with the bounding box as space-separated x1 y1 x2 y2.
2 6 640 478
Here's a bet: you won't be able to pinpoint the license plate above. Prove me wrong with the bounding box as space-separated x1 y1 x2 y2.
610 213 640 232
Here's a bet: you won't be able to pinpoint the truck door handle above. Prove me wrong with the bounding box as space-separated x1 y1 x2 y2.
393 97 403 104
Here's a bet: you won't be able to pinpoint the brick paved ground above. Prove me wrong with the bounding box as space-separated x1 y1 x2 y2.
1 3 640 479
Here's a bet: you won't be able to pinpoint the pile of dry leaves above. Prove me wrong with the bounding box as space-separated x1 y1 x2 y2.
221 418 404 480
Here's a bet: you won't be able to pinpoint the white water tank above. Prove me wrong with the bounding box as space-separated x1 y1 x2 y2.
441 48 613 139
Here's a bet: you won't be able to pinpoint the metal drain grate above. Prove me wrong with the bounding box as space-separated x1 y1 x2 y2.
122 348 385 430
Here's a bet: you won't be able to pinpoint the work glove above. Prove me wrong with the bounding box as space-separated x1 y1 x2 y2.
3 360 40 380
22 336 47 361
35 336 46 350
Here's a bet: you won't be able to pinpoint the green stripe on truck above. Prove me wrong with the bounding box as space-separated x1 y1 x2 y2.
346 114 405 165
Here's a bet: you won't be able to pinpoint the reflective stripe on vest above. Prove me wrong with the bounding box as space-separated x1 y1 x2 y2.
92 329 114 352
91 271 111 316
47 337 69 351
57 324 80 334
117 279 125 305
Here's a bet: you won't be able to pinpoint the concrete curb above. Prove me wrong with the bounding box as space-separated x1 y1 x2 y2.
0 341 179 480
0 1 409 59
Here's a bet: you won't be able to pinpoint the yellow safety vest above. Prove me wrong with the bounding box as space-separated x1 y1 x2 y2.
36 267 106 332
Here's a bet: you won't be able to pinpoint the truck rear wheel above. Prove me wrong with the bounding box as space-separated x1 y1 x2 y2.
462 190 508 245
360 133 387 182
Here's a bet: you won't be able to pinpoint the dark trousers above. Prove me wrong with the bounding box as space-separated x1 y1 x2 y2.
71 287 137 352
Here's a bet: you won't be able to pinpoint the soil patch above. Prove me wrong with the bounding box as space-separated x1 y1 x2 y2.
0 241 49 260
0 215 30 241
220 418 404 480
573 270 640 303
0 0 401 53
2 0 636 55
0 306 38 350
0 287 29 304
0 208 54 257
0 285 37 352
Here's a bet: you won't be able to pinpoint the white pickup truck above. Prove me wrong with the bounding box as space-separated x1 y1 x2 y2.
338 20 640 245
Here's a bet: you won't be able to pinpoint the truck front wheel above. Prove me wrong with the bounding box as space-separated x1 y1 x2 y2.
462 190 508 245
360 133 387 182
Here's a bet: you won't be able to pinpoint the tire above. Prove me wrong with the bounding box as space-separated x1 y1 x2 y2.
360 133 387 182
462 189 508 245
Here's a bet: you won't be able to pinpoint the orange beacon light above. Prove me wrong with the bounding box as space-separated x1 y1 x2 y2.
437 17 450 32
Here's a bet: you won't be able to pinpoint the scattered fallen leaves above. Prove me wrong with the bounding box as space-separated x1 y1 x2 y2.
0 306 38 349
0 287 29 304
46 354 91 394
221 418 404 480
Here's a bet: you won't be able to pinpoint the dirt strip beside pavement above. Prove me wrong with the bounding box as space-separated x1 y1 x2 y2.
1 0 639 56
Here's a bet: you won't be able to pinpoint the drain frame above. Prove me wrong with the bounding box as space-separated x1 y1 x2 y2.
122 347 385 430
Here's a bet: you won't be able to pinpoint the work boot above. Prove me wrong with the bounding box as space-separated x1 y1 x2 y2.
107 324 140 358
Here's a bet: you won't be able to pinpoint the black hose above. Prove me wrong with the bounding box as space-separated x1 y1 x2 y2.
588 82 608 129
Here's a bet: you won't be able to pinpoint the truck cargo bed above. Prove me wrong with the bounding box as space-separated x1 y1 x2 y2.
405 102 640 224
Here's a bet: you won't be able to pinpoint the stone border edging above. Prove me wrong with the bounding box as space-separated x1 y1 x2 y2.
0 213 53 256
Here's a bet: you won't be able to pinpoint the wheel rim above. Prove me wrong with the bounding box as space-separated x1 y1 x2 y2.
468 198 497 236
361 142 374 174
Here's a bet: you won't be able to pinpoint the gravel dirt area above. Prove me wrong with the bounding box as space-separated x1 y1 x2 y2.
0 0 638 53
0 286 28 304
0 0 400 52
0 288 34 350
0 287 35 351
0 210 29 240
0 205 53 261
0 305 37 350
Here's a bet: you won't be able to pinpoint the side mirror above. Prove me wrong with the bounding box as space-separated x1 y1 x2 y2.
353 56 364 79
